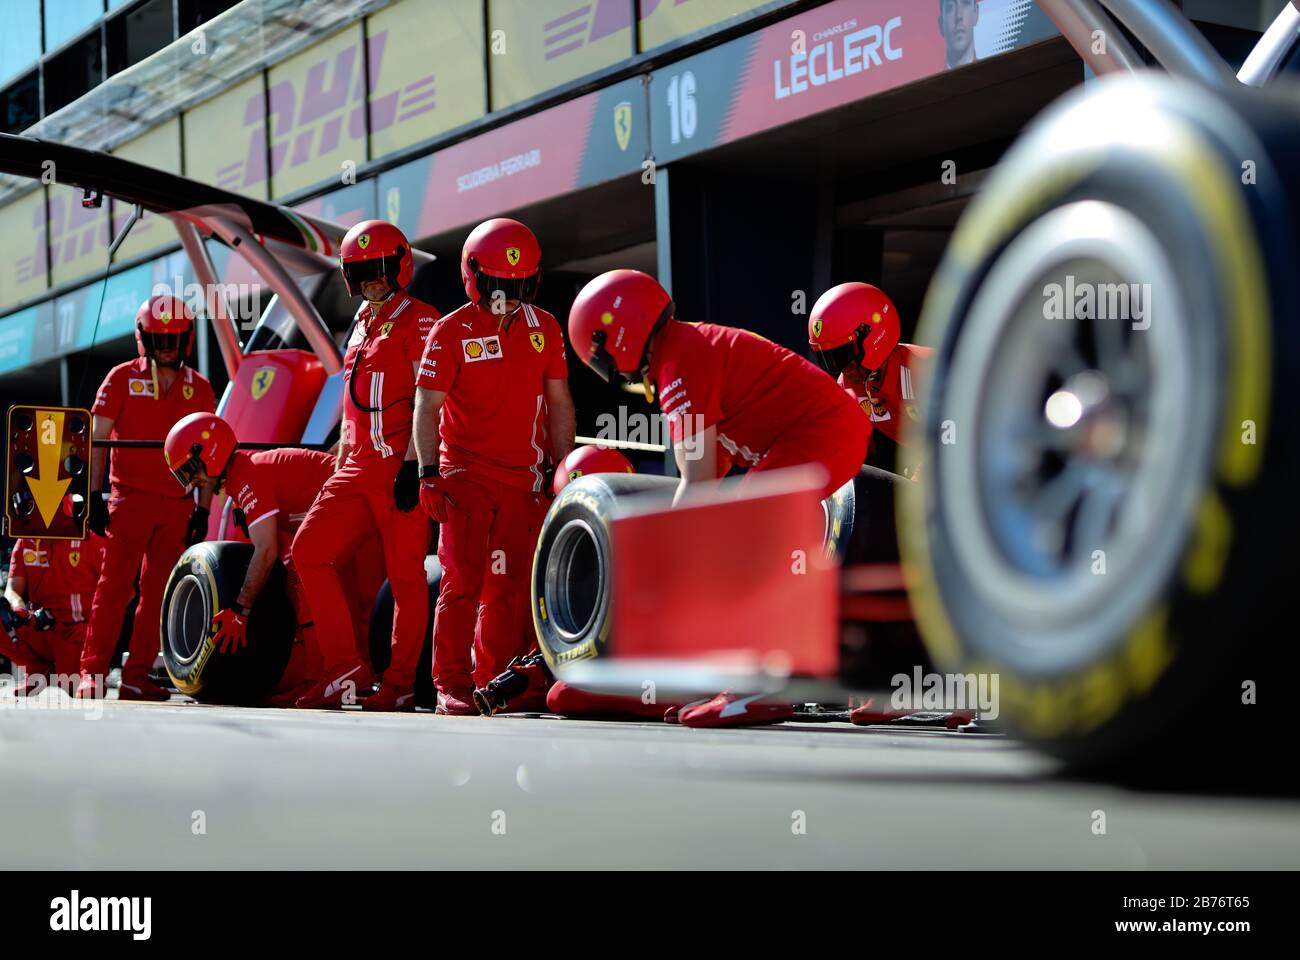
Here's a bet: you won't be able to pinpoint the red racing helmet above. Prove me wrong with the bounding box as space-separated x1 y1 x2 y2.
553 445 635 495
339 219 413 297
808 282 900 375
568 269 674 385
461 218 541 311
164 412 237 492
135 295 196 360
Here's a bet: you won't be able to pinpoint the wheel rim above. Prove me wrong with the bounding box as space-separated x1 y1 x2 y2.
544 519 606 641
167 574 211 665
938 201 1209 670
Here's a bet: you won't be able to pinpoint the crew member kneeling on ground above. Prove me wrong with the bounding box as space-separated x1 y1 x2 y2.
292 220 437 711
2 533 105 694
76 295 216 700
568 270 869 504
413 218 576 716
807 282 930 467
164 413 342 706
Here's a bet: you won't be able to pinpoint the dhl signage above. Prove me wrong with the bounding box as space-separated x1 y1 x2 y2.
48 187 111 287
201 25 440 199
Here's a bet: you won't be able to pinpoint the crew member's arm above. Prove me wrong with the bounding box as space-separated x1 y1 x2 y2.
3 573 28 617
414 387 446 472
672 425 719 506
90 415 114 493
234 517 278 612
545 378 576 465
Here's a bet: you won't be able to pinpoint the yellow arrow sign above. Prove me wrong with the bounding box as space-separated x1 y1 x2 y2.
26 409 70 528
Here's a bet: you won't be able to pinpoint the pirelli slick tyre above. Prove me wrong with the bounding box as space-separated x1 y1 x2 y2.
368 557 442 709
532 474 678 671
161 541 295 704
902 76 1300 780
533 471 870 671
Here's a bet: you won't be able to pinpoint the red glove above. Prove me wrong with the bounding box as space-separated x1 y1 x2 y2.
420 477 454 523
210 608 248 654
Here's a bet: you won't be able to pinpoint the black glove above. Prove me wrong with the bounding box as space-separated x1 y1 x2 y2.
232 507 249 537
393 459 420 512
186 506 210 546
87 494 111 537
0 597 22 633
31 607 55 632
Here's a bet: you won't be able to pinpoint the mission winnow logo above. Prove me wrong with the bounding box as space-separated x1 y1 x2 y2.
49 891 151 940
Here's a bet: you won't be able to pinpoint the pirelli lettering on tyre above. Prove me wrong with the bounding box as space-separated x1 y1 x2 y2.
555 640 597 665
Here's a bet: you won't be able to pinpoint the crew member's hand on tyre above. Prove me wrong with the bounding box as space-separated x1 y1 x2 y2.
87 494 111 537
186 506 210 545
419 476 453 523
394 459 420 512
210 607 248 654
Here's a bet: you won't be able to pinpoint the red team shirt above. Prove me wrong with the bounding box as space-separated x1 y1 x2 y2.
651 322 852 469
8 537 105 623
223 449 337 553
418 302 568 492
342 295 439 462
92 358 216 495
840 343 931 447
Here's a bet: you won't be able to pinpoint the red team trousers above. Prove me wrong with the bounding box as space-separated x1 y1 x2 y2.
79 489 192 682
1 622 85 677
292 456 430 688
431 470 549 693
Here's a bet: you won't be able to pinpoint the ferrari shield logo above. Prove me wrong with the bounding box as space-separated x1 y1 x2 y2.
379 321 394 338
159 310 172 325
506 247 521 267
386 187 400 224
811 319 823 339
69 550 80 567
357 234 371 250
614 101 632 152
182 384 194 400
251 366 276 400
530 333 545 353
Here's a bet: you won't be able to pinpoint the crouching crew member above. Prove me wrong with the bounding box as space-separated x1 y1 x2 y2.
163 413 347 705
414 218 576 716
3 534 105 693
807 282 930 461
568 270 869 503
77 295 216 700
292 220 437 711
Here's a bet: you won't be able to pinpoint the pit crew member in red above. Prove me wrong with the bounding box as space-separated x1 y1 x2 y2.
568 270 868 503
292 219 437 712
165 413 346 703
76 295 216 701
413 218 576 716
808 282 931 458
2 535 105 692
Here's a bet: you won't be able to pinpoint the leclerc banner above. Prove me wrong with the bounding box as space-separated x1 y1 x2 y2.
378 75 647 242
650 0 1058 164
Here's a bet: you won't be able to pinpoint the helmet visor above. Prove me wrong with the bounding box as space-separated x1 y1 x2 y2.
342 252 404 297
811 340 861 379
169 451 206 493
477 270 539 312
141 330 187 356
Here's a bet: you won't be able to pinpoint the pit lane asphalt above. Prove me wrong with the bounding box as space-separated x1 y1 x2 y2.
2 687 1297 869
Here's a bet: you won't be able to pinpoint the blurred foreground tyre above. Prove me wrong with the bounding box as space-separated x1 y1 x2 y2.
903 75 1299 781
161 541 295 704
368 557 442 709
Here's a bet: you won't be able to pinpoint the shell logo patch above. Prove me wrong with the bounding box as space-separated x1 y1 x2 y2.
23 549 40 565
811 319 823 339
530 333 545 353
128 379 156 397
69 550 80 567
182 385 194 400
465 340 485 360
251 366 276 400
357 234 371 250
506 247 521 267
